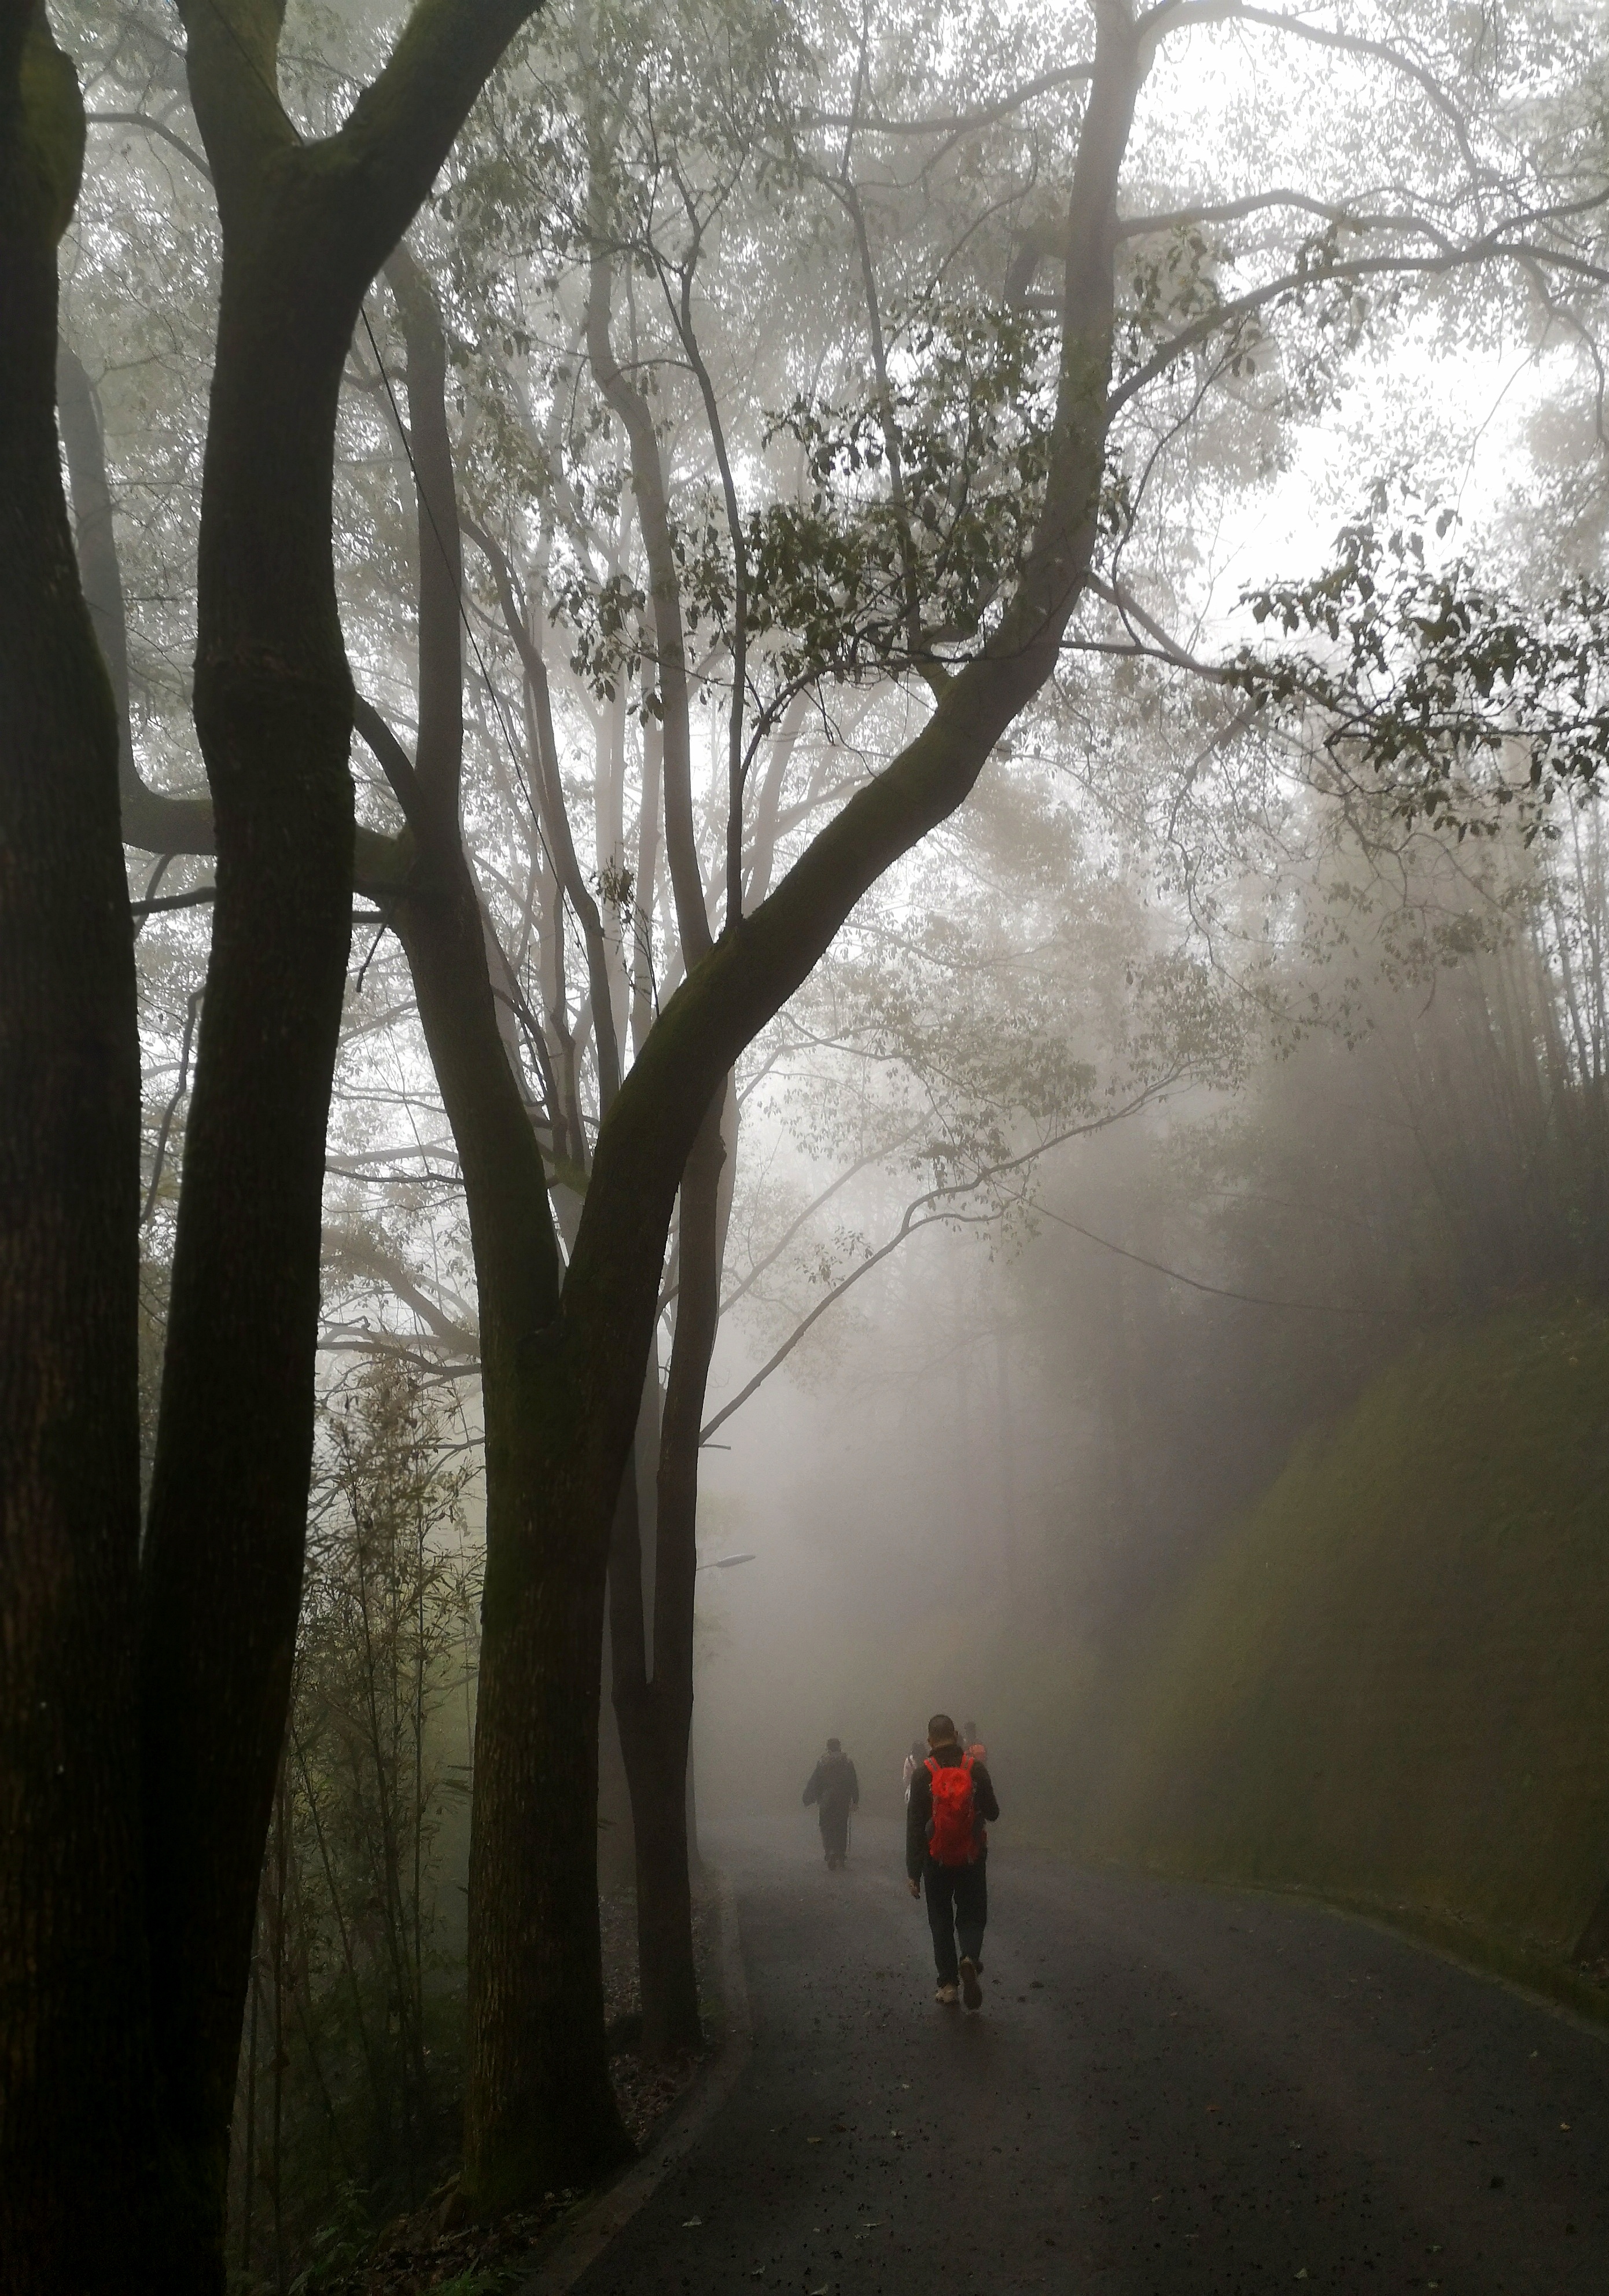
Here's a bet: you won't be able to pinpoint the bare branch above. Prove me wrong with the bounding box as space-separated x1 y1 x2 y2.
1140 1 1489 187
87 109 212 180
804 61 1093 138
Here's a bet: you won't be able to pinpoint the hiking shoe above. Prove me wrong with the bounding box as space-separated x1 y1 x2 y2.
959 1956 982 2010
935 1982 959 2006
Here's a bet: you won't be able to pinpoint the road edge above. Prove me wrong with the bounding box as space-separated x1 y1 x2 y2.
510 1868 753 2291
1067 1844 1609 2043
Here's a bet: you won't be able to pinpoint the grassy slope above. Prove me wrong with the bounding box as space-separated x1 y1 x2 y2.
1083 1294 1609 2000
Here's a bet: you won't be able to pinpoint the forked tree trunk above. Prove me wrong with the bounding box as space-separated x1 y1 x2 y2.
371 248 636 2202
128 5 539 2279
462 0 1143 2198
393 836 638 2197
0 19 155 2290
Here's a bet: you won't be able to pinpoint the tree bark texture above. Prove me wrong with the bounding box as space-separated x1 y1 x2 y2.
0 16 154 2288
612 1090 726 2058
131 4 540 2277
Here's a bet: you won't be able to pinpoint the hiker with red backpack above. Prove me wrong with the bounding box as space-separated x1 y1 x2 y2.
905 1712 1000 2008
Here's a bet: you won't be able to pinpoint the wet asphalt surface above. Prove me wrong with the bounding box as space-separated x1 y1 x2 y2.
575 1816 1609 2295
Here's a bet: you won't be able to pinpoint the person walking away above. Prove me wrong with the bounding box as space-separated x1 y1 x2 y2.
803 1737 859 1868
901 1738 926 1802
907 1713 999 2007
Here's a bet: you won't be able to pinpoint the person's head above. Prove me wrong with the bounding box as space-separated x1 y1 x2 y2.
910 1738 926 1761
826 1736 841 1754
926 1712 958 1749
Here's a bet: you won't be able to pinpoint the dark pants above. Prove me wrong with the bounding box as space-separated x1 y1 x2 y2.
924 1856 987 1984
819 1802 851 1859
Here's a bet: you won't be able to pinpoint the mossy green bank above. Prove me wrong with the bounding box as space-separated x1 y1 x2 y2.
1079 1293 1609 2012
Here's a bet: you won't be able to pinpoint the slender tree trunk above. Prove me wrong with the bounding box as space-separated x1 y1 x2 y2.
0 19 156 2289
56 338 216 853
362 244 646 2202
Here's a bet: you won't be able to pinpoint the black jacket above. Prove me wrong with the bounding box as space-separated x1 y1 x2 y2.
906 1745 999 1880
803 1751 859 1815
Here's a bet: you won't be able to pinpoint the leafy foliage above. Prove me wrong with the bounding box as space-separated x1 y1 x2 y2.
1232 502 1609 836
229 1363 477 2288
746 298 1060 681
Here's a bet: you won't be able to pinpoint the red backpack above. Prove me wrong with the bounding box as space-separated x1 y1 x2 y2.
926 1755 980 1867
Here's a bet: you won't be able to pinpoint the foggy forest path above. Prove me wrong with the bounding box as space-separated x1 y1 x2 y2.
570 1816 1609 2295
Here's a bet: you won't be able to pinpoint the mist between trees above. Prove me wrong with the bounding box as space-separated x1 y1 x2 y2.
228 1363 479 2289
9 0 1609 2290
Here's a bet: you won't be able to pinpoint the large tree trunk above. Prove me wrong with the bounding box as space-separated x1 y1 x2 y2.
462 1436 638 2203
398 844 638 2202
131 6 540 2279
0 17 155 2289
391 820 636 2199
138 225 363 2265
612 1091 726 2058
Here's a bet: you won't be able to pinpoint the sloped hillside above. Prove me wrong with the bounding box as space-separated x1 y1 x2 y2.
1085 1294 1609 2004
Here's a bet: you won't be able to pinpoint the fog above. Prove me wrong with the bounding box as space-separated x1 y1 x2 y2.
16 0 1609 2286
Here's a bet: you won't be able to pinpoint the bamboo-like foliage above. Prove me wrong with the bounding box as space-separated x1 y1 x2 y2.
229 1362 477 2292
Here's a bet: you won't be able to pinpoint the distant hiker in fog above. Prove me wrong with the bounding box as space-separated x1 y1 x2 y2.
907 1713 1000 2009
903 1738 926 1801
803 1737 859 1869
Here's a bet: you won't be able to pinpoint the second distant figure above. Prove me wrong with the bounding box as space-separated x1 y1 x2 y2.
802 1736 860 1869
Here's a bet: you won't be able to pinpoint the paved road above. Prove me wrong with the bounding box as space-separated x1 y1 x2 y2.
575 1816 1609 2294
